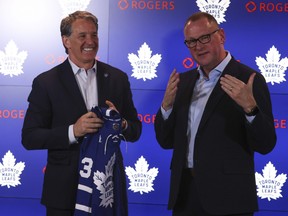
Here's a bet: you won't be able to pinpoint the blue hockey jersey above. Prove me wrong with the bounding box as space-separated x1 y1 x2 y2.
74 107 128 216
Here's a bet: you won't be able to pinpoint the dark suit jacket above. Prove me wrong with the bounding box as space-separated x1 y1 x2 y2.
154 58 276 215
22 59 142 209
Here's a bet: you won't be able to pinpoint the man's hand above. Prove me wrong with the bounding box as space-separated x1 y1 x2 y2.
106 100 118 112
162 69 180 111
105 100 127 130
73 111 103 138
220 73 257 113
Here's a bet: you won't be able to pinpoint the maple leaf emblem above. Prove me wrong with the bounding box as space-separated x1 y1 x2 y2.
0 150 25 188
196 0 231 24
255 161 287 201
255 46 288 85
128 42 162 81
59 0 91 17
93 153 115 208
0 40 28 77
125 156 159 194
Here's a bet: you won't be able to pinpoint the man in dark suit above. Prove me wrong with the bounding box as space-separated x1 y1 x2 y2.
22 11 141 216
154 12 276 216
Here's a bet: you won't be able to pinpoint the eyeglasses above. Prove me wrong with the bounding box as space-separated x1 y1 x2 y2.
184 29 220 48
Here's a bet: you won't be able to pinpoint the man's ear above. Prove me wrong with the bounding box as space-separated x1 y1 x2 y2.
219 28 225 44
62 36 70 50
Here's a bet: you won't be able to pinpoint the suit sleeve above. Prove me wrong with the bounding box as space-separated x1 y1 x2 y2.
118 73 142 143
154 108 176 150
245 72 276 154
21 76 70 150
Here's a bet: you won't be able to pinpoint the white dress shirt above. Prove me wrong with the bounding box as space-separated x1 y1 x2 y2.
68 59 98 144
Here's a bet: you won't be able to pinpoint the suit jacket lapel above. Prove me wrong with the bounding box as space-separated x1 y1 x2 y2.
96 61 110 107
197 58 238 131
177 70 199 137
59 59 87 113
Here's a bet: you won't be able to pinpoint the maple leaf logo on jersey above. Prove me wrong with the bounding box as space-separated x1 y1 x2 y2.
0 40 28 77
125 156 159 194
0 150 25 188
255 161 287 201
128 42 162 81
59 0 90 17
93 153 115 208
196 0 230 24
255 46 288 85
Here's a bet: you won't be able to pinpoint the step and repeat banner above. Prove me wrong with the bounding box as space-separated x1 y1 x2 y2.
0 0 288 214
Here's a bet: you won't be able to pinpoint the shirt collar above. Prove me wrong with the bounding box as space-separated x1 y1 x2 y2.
68 58 97 75
197 51 232 79
215 51 232 72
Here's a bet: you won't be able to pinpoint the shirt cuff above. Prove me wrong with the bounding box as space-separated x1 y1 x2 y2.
245 115 256 123
68 124 78 144
161 106 172 120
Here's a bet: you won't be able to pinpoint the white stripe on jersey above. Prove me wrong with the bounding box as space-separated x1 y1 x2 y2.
75 203 92 213
78 184 93 193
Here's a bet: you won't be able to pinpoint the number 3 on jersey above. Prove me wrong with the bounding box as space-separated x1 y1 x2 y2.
80 157 93 178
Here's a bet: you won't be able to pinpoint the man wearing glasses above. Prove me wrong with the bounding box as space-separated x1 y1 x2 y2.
154 12 276 216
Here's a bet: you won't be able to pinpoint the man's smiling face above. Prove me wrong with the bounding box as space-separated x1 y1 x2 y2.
62 18 99 70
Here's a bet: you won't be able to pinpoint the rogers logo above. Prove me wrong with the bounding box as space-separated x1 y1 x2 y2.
183 58 195 69
246 1 288 13
45 54 66 65
246 1 257 12
0 109 25 119
138 113 155 124
274 119 286 129
118 0 129 10
118 0 175 10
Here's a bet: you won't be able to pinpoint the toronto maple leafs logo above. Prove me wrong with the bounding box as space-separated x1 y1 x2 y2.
196 0 230 24
59 0 90 17
0 40 28 77
125 156 158 194
255 46 288 85
0 150 25 188
93 153 115 208
255 161 287 201
128 42 162 81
